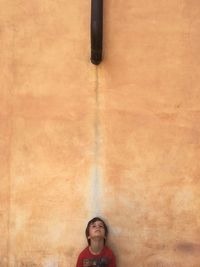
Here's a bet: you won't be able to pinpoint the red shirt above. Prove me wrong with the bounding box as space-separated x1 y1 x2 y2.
76 246 116 267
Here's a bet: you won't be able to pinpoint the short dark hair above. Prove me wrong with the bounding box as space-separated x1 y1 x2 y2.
85 217 108 245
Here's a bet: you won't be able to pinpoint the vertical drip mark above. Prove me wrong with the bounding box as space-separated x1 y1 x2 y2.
7 113 13 267
91 66 102 216
7 24 15 267
94 66 100 165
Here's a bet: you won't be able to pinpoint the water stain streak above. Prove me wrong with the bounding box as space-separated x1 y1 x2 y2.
91 66 102 216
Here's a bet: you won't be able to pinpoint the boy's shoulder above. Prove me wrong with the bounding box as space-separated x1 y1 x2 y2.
78 246 90 258
102 246 115 256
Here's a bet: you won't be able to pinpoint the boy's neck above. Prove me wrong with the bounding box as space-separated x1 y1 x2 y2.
89 240 104 255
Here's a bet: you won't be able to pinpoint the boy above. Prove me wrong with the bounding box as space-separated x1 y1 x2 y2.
76 217 116 267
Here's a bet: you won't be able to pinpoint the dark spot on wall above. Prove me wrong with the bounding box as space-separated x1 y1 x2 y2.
175 241 200 254
64 247 76 257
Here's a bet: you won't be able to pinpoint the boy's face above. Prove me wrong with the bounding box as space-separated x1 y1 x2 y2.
88 220 106 241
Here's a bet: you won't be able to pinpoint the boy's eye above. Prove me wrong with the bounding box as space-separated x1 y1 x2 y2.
91 224 104 228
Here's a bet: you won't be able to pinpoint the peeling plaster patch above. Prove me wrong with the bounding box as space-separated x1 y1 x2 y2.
47 222 66 243
42 257 58 267
173 187 195 212
13 209 31 233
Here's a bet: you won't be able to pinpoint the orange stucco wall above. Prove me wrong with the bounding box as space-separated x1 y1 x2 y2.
1 1 200 266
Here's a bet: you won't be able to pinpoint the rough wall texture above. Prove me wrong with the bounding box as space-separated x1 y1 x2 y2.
0 1 200 267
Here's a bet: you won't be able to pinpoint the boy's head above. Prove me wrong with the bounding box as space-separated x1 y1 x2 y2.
85 217 108 245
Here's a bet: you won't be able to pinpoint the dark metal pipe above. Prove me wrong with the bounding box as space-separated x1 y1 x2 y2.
91 0 103 65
